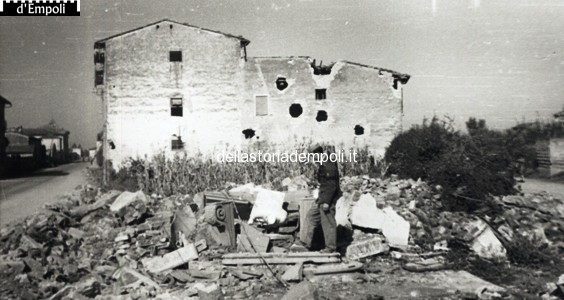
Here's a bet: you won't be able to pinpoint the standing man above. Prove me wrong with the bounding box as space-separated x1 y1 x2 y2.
301 145 341 253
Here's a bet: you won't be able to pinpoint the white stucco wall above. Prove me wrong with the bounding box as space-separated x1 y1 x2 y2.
549 138 564 176
241 57 404 157
98 21 407 168
101 20 245 167
40 137 62 155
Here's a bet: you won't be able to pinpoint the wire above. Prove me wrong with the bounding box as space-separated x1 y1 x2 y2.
222 190 289 288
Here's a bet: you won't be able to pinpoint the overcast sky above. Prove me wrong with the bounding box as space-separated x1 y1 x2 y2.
1 0 563 148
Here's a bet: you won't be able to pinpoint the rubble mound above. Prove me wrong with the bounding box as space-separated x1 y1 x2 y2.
0 175 562 299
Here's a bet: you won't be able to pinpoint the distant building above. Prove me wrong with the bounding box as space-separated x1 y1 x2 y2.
5 132 45 170
94 19 410 168
536 110 564 177
555 109 564 123
10 120 70 164
71 144 83 161
1 95 12 177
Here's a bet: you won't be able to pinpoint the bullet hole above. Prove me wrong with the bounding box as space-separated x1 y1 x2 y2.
354 125 365 135
289 103 303 118
242 129 255 139
316 110 328 122
276 77 288 91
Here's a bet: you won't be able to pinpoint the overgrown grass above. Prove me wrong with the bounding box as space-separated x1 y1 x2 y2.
105 143 384 196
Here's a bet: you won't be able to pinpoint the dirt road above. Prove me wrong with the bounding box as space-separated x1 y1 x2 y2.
520 178 564 200
0 162 88 226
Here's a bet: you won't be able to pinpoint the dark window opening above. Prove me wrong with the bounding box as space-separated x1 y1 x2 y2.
289 104 303 118
316 110 328 122
95 70 104 85
171 98 183 117
354 125 365 135
156 25 160 29
242 129 255 139
170 24 173 29
109 141 115 149
393 78 399 90
169 51 182 62
94 52 105 64
315 89 326 100
171 136 184 150
276 77 288 91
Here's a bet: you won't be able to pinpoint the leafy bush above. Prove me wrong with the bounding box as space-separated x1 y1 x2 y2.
384 117 516 212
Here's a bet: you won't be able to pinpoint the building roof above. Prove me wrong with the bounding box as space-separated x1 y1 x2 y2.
0 95 12 108
20 121 69 138
95 19 250 47
250 56 411 84
342 61 411 84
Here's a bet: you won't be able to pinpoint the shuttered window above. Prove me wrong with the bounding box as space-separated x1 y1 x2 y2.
255 95 269 116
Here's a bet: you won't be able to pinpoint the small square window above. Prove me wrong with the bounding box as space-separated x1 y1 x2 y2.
169 51 182 62
171 136 184 150
315 89 326 100
255 95 269 116
171 98 183 117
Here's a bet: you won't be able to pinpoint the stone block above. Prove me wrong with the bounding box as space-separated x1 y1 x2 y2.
346 235 389 260
142 244 199 274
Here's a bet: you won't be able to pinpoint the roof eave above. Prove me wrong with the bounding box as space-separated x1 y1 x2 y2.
95 19 250 47
341 60 411 84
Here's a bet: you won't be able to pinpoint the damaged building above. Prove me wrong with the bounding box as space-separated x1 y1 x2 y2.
94 19 410 168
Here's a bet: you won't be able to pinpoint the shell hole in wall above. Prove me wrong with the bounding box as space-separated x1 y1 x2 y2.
289 104 303 118
276 77 288 91
316 110 328 122
242 129 256 139
354 125 365 135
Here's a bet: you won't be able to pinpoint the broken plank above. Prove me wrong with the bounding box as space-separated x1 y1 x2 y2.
303 262 364 275
222 252 340 265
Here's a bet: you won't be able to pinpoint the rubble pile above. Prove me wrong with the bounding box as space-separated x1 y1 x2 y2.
340 175 564 256
0 173 562 299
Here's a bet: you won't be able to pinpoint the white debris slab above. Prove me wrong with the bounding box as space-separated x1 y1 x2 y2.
248 188 287 225
471 220 507 259
380 206 410 249
350 194 410 248
110 190 148 212
335 193 353 228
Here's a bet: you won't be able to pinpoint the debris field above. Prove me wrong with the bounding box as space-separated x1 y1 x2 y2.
0 175 563 299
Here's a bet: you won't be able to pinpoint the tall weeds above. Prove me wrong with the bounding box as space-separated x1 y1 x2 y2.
108 142 382 196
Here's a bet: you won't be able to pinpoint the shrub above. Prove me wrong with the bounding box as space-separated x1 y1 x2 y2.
384 117 516 212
